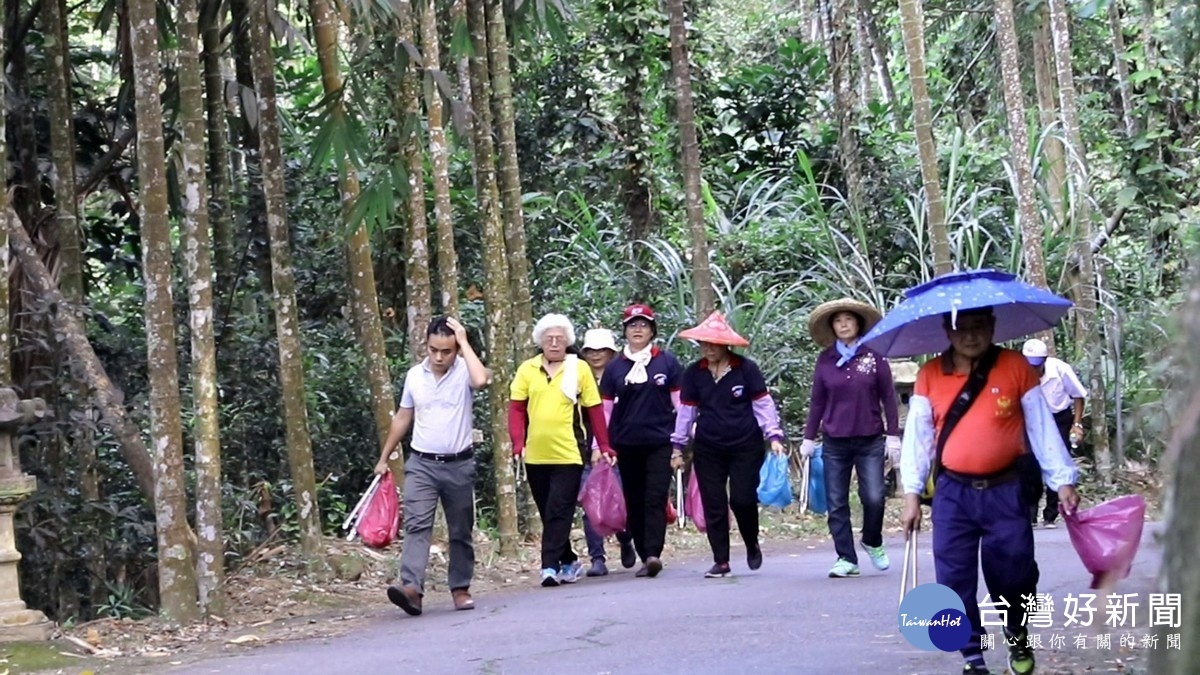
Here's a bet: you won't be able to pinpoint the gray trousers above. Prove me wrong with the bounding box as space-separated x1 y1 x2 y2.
399 454 476 594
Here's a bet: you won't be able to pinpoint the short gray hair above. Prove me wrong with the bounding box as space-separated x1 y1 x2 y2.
532 313 576 346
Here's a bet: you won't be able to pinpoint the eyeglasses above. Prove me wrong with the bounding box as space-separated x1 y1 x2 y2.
543 335 567 344
626 320 652 329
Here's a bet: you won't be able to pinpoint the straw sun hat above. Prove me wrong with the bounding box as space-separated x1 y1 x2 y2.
807 299 883 348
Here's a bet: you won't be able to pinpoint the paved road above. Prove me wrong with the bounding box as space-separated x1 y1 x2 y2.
171 523 1162 675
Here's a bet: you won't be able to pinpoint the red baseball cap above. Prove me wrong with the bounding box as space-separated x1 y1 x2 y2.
622 304 656 324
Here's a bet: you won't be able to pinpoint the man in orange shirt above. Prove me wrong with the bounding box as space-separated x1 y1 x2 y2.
900 308 1080 675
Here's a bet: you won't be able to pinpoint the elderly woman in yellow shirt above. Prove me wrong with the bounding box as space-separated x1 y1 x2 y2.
509 314 615 587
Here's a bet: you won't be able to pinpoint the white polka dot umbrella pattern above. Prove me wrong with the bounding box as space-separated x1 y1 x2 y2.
860 269 1074 358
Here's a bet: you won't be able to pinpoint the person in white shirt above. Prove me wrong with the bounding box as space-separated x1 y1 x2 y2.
1021 338 1087 528
378 316 490 616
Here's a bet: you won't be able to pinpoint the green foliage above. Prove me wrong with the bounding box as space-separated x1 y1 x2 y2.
8 0 1196 624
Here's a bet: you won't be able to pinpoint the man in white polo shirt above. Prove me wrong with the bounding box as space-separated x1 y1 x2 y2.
1021 338 1087 528
377 316 490 616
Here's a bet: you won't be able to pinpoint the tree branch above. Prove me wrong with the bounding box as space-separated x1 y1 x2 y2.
76 127 137 200
4 0 45 68
1091 205 1126 255
5 207 160 508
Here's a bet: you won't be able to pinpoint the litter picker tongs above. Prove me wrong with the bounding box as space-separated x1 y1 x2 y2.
675 468 685 528
797 453 811 513
342 473 383 542
899 529 920 606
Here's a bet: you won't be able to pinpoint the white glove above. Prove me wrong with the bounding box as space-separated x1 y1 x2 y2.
800 439 816 458
885 435 902 468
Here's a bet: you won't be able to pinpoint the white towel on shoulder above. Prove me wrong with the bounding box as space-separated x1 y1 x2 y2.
623 345 653 384
560 355 580 403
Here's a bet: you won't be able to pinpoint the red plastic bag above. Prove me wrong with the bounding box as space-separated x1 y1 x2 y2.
686 467 706 533
579 461 627 537
357 472 401 548
1062 494 1146 590
666 499 678 525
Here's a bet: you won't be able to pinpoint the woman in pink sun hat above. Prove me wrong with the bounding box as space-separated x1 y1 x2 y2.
670 312 786 578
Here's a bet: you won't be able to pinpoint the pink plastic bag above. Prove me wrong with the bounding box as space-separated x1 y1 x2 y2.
579 461 627 537
357 472 401 549
1062 494 1146 589
686 467 707 533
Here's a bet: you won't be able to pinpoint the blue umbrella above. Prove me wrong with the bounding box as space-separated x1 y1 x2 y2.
861 269 1073 358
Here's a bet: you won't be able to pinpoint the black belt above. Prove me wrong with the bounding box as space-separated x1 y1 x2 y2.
942 466 1020 490
412 447 474 463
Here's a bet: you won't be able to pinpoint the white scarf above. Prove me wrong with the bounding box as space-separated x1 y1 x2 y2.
559 354 580 403
623 344 653 384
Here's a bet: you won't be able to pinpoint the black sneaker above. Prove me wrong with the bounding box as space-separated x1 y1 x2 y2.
645 556 663 577
962 664 990 674
586 558 609 577
1005 628 1035 675
620 539 637 569
704 562 732 578
747 545 763 571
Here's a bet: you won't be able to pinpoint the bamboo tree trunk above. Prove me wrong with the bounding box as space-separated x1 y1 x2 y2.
1151 268 1200 674
994 0 1049 293
127 0 200 620
1137 0 1161 166
1031 9 1067 230
248 0 324 556
43 0 100 588
898 0 950 275
666 0 715 316
1047 0 1110 475
398 0 433 360
485 0 533 357
851 1 874 104
43 0 82 302
452 0 477 187
860 0 899 132
620 60 655 247
178 0 226 614
825 0 864 217
39 2 85 610
607 0 657 282
1108 0 1138 138
202 0 235 291
467 0 519 555
310 0 396 451
419 0 460 315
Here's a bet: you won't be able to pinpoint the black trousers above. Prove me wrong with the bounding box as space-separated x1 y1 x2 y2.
1022 408 1073 523
692 443 764 565
527 463 584 570
616 443 673 562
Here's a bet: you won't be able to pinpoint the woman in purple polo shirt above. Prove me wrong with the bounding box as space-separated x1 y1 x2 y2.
599 304 683 578
671 312 785 578
801 299 899 579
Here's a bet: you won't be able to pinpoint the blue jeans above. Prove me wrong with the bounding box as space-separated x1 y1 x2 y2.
821 434 886 564
580 464 631 561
